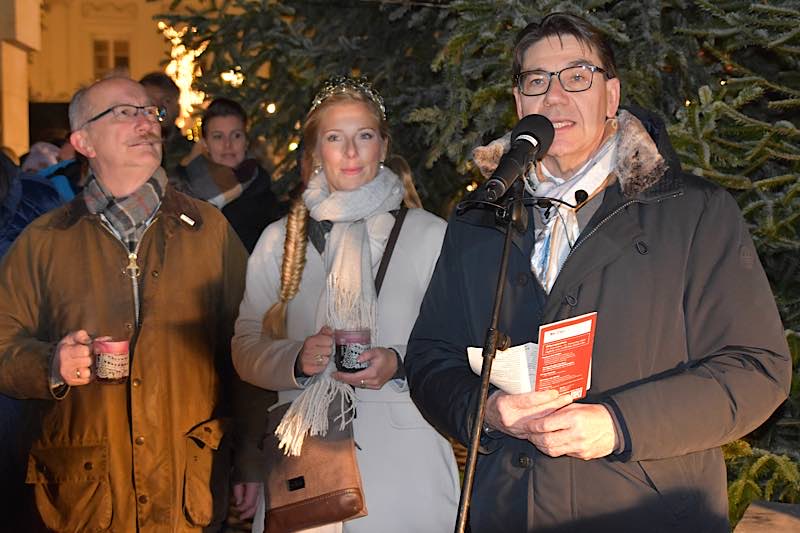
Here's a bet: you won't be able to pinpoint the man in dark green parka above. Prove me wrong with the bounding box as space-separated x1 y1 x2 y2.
406 13 792 533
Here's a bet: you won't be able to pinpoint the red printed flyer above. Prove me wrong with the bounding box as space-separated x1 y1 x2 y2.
534 312 597 400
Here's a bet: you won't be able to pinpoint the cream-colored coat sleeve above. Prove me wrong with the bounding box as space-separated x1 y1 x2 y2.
232 217 305 392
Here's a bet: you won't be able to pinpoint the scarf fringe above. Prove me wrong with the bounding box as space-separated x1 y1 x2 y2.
327 269 378 334
274 167 402 457
275 375 357 456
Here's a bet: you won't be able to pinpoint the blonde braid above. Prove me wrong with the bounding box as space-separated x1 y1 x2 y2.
262 197 309 339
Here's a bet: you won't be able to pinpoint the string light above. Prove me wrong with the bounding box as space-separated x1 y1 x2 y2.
221 69 245 87
466 181 478 192
684 99 692 107
158 21 207 136
288 142 299 152
266 103 277 114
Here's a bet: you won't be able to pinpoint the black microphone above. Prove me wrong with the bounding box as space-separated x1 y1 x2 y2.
534 190 588 212
484 115 555 202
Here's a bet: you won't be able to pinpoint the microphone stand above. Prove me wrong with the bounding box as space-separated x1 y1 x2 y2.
454 178 527 533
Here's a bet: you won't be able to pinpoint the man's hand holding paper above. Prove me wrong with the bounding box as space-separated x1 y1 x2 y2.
526 403 618 460
474 312 610 450
484 389 573 440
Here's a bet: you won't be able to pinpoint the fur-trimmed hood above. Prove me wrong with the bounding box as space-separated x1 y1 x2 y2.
472 108 676 198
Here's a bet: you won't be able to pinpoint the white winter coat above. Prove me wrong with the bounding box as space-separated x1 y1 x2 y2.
232 208 459 533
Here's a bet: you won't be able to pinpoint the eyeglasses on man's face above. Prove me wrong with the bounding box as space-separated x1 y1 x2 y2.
78 104 166 130
515 65 613 97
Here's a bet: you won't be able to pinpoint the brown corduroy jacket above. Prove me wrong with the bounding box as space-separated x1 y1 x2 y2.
0 185 263 532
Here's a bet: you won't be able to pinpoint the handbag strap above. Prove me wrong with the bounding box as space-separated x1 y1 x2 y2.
374 205 408 297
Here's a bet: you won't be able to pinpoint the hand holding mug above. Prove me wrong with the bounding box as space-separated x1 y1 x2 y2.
333 347 399 390
296 326 334 376
56 330 93 386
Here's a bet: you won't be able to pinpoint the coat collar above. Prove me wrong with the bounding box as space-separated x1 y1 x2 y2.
460 106 685 241
471 107 683 201
617 106 683 202
48 184 204 232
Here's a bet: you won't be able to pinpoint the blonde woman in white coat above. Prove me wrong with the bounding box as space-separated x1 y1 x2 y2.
231 77 459 533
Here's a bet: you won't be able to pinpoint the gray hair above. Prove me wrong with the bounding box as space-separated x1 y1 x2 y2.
68 86 92 131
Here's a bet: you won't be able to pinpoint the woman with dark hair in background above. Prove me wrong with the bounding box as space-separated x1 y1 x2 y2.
178 97 286 252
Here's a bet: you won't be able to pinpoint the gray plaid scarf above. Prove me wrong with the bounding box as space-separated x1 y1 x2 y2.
84 168 167 250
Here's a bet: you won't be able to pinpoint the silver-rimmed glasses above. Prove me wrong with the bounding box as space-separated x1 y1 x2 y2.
515 65 613 96
77 104 166 130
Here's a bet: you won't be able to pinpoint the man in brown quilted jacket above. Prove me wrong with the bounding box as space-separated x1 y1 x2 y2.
0 77 262 532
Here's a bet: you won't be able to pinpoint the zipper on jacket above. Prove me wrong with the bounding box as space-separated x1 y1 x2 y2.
98 216 158 329
565 200 638 264
125 249 141 327
561 191 681 273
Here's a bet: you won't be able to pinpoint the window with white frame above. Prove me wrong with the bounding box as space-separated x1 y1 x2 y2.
93 39 130 79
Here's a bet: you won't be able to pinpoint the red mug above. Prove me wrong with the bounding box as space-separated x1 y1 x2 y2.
92 337 130 384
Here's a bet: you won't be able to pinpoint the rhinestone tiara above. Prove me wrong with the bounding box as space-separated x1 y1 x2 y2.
308 76 386 120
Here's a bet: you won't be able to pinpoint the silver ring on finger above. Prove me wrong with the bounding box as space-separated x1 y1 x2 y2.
315 354 324 363
360 379 365 388
75 368 81 379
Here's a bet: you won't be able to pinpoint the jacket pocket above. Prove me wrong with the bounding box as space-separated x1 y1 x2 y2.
638 455 697 520
183 418 230 527
26 443 112 533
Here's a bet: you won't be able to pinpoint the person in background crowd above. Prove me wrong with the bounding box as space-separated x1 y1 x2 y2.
177 97 287 253
140 71 194 179
231 76 459 532
0 146 19 166
0 150 61 530
1 151 62 255
21 142 60 173
405 12 791 532
0 76 261 532
35 133 91 202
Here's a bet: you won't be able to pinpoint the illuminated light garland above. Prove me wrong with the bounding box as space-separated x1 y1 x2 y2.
221 68 245 88
157 21 207 138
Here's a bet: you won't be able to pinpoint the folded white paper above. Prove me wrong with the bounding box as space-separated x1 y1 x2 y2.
467 343 538 395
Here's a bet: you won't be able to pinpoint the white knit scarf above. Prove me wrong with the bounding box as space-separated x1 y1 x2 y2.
275 165 404 456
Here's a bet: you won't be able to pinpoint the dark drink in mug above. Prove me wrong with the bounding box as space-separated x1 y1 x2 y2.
334 329 370 373
93 338 130 384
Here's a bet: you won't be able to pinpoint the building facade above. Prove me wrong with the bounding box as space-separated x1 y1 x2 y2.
1 0 199 156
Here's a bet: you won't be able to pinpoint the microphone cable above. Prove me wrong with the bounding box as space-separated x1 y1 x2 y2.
529 190 589 250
